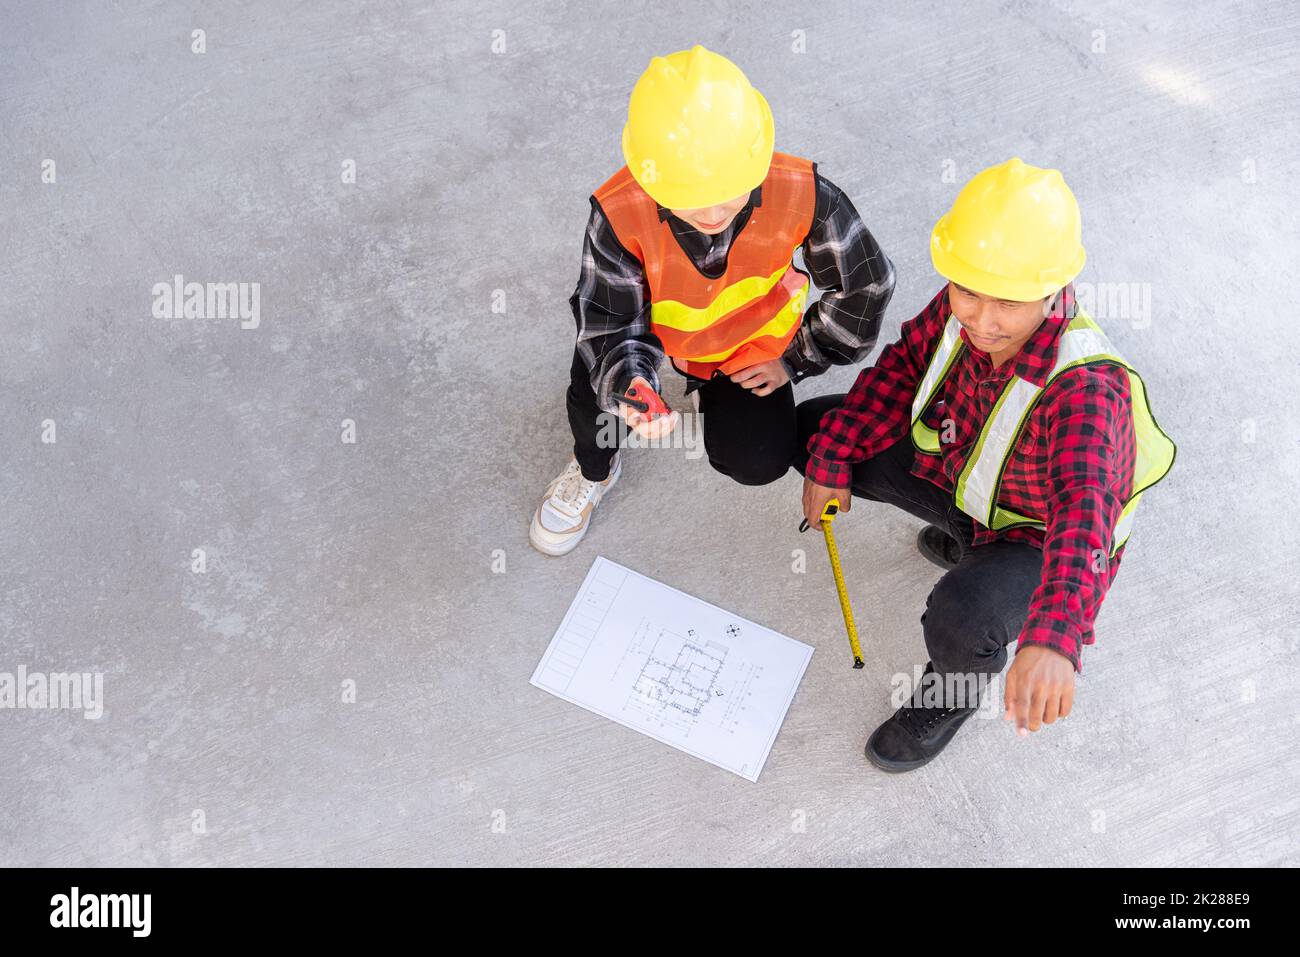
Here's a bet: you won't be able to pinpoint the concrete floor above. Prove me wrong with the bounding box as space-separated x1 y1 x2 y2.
2 0 1297 867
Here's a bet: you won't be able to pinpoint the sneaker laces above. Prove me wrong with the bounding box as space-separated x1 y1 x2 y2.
551 465 599 517
896 701 958 738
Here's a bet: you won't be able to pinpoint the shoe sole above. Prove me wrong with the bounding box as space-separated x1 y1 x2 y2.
528 458 621 557
864 737 942 773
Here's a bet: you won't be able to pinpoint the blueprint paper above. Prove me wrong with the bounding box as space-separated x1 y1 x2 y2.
531 556 813 782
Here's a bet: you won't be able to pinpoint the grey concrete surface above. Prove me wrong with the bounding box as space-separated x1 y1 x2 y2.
2 0 1297 867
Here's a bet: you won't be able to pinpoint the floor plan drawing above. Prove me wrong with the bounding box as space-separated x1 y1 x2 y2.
626 621 726 727
531 557 813 781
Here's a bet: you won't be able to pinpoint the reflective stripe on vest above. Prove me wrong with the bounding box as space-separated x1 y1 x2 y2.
649 259 808 361
909 309 1176 555
593 153 816 379
909 316 964 452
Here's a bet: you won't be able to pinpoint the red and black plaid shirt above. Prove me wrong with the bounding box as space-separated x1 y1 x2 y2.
806 284 1137 671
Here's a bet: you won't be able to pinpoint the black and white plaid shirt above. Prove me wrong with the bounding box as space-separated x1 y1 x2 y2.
569 166 896 412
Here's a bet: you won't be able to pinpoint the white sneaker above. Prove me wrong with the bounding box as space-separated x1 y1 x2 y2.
529 454 622 556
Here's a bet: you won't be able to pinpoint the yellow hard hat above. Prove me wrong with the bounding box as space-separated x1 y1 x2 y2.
621 45 774 210
930 158 1086 302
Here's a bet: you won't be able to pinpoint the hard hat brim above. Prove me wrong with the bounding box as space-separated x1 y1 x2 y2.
930 214 1086 302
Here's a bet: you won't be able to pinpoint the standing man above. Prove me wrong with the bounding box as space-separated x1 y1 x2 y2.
797 158 1175 772
530 45 895 556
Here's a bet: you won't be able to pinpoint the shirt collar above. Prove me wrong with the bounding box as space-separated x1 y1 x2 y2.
656 185 763 223
957 284 1077 388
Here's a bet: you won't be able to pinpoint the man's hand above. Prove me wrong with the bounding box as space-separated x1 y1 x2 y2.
1003 644 1076 736
802 477 849 532
617 376 679 440
729 359 790 397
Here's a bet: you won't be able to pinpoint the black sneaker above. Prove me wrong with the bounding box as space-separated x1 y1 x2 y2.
865 664 977 773
916 525 961 570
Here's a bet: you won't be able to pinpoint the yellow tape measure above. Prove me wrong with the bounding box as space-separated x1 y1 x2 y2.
800 499 865 669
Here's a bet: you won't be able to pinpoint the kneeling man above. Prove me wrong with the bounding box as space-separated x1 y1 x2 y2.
796 159 1175 772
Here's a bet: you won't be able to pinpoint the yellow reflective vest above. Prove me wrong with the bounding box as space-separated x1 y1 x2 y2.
910 309 1175 555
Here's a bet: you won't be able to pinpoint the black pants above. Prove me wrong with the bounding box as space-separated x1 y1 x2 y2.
794 394 1045 688
567 349 796 486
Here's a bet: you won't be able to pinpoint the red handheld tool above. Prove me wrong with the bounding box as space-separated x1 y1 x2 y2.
616 384 671 418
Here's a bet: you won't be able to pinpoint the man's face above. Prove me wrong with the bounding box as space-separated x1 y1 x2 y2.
669 192 751 235
947 282 1053 360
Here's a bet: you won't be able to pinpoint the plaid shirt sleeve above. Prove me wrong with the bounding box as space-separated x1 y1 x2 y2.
569 201 664 415
782 172 896 381
804 287 951 488
1016 364 1135 670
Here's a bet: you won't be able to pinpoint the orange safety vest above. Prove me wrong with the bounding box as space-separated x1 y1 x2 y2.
593 153 816 380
